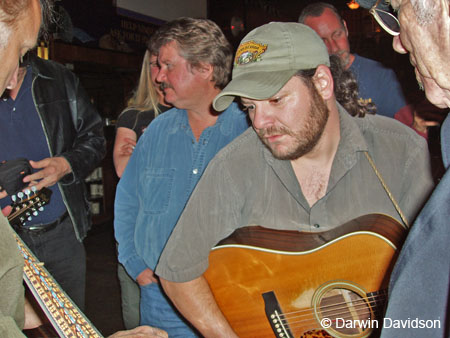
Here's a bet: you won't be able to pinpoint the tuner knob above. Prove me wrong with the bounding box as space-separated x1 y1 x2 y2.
27 216 32 221
31 186 37 192
38 207 44 212
33 211 38 216
17 192 24 200
11 195 17 202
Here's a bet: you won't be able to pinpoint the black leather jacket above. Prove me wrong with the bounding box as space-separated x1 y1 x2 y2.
30 55 106 241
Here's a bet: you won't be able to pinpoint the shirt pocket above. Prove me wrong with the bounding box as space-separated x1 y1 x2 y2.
140 168 175 215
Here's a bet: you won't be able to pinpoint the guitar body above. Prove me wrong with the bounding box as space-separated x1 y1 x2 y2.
204 214 406 338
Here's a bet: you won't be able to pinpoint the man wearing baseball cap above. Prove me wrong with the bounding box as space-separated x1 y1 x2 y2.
154 22 433 337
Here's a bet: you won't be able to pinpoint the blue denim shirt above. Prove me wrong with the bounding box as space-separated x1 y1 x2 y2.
114 103 249 279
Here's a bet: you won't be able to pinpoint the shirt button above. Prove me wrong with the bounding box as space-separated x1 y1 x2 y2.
12 107 16 111
313 224 320 229
193 168 198 175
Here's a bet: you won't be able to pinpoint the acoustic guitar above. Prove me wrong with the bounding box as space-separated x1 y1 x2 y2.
7 188 104 337
204 214 406 338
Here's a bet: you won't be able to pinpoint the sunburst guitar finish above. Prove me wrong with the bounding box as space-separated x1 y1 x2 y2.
204 214 406 338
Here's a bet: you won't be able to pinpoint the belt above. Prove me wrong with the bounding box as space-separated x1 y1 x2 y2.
16 211 69 234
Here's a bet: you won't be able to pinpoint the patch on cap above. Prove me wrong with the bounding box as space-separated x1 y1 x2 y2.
234 40 268 66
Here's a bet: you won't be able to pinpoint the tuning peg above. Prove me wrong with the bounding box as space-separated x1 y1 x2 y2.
38 207 44 212
17 192 24 200
27 216 32 221
11 195 17 203
33 211 38 216
24 189 31 198
31 186 37 193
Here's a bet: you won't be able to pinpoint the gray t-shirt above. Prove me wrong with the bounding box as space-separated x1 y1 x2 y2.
156 106 434 283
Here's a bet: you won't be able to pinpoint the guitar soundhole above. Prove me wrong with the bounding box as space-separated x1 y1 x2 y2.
317 288 373 337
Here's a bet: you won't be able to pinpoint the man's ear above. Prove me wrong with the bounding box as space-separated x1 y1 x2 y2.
312 64 334 100
343 19 349 37
194 62 214 80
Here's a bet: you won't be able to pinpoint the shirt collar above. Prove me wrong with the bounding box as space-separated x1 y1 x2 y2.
167 102 241 136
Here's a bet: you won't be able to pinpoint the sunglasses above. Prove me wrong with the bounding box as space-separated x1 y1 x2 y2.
369 0 400 36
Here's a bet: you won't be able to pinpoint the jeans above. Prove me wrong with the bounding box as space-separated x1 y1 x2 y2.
140 282 199 337
18 216 86 310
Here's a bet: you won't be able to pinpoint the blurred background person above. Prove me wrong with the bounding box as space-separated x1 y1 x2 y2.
299 2 407 118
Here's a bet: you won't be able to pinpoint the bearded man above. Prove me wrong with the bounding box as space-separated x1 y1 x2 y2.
152 22 434 337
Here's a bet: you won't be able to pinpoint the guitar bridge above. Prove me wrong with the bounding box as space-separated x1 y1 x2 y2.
262 291 293 338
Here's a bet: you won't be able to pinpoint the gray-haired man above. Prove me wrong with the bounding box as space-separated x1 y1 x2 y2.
358 1 450 337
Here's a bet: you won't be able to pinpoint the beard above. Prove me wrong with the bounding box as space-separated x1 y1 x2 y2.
256 84 330 161
333 51 351 69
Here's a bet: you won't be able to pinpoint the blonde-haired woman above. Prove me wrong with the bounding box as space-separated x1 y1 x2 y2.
114 49 171 177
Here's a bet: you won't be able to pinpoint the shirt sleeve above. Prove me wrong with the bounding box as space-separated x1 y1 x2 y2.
0 216 25 334
116 109 139 130
58 74 106 185
114 142 148 279
0 317 26 338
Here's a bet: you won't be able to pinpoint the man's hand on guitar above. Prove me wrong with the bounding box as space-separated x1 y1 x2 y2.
136 268 158 286
23 157 71 191
109 325 168 338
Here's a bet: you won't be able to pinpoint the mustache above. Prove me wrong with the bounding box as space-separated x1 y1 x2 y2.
257 126 294 138
160 82 173 90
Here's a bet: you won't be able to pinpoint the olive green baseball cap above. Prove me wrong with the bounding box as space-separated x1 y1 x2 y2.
213 22 330 111
357 0 390 10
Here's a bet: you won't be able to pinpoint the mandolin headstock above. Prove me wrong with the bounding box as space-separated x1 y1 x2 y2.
7 187 52 227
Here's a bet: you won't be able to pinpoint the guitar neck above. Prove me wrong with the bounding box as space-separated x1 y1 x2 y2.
13 231 104 338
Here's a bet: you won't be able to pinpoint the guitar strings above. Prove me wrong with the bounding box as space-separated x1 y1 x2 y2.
275 293 387 329
285 306 380 326
280 296 386 323
278 292 386 319
281 306 384 333
287 313 379 335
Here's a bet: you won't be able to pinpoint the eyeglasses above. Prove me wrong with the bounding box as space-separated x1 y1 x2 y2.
369 0 400 36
